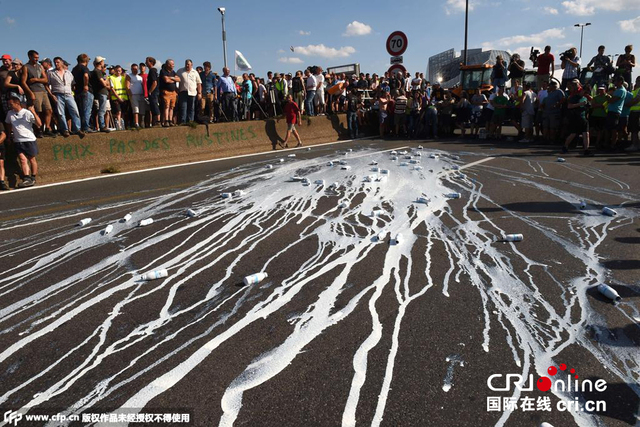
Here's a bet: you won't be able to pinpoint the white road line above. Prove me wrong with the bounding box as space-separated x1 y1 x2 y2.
0 136 379 196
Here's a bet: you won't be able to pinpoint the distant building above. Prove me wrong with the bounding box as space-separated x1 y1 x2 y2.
428 48 511 88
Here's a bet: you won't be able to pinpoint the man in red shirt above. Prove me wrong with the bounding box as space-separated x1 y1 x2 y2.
537 45 555 89
281 94 302 148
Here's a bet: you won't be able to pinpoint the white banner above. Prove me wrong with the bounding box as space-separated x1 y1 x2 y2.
234 50 252 71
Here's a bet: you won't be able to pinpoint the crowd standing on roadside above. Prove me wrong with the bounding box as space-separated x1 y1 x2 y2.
0 44 637 189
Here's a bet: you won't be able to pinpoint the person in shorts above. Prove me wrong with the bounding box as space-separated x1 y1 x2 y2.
562 81 592 156
489 86 508 138
20 50 53 137
4 93 41 188
280 94 302 148
0 122 8 190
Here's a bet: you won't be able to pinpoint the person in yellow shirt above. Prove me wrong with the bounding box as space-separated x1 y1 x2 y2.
108 65 129 130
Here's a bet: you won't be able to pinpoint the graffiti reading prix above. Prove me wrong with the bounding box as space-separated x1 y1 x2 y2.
52 125 258 161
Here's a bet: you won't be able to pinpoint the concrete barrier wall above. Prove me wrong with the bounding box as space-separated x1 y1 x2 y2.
3 114 358 186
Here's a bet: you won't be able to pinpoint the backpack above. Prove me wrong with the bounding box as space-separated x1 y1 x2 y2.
292 76 303 93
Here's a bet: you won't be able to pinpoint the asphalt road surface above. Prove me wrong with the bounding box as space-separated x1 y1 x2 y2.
1 137 639 427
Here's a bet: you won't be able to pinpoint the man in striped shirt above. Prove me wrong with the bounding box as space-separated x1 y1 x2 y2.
394 89 408 137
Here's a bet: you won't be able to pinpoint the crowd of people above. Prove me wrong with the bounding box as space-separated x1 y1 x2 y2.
0 43 637 189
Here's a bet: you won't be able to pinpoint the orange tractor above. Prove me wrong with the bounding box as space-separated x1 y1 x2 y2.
450 64 494 99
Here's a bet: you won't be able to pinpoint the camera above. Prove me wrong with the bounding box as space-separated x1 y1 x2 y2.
560 49 575 62
529 47 540 68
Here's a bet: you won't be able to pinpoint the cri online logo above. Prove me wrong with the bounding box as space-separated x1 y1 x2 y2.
537 363 578 392
488 363 607 393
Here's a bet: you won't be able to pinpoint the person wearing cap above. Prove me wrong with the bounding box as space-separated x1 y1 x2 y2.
590 85 610 149
4 92 42 188
108 65 129 130
72 54 94 133
0 54 13 119
4 58 26 104
47 57 83 138
21 50 53 137
90 56 111 132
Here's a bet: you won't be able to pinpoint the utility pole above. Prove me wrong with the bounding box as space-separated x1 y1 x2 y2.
574 23 591 58
218 7 228 69
463 0 469 65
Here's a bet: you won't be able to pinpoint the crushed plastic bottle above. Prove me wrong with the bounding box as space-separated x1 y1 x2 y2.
415 152 422 157
78 218 92 226
315 179 325 186
222 192 233 199
232 190 245 197
328 161 334 166
452 165 460 170
417 145 423 150
405 155 413 160
339 202 349 208
417 197 429 204
265 164 274 169
451 155 460 160
579 201 587 210
243 272 268 286
339 160 348 165
393 234 402 245
445 193 461 199
539 423 554 427
371 210 383 217
186 209 197 217
392 156 398 161
414 166 423 171
410 159 420 164
381 169 390 175
301 178 310 185
123 214 132 222
330 182 340 189
557 157 566 163
341 165 352 170
597 284 621 302
103 224 113 235
400 162 409 166
504 234 523 242
140 268 168 281
371 167 380 173
602 207 617 217
391 150 398 155
348 148 353 152
139 218 154 227
364 175 376 182
370 161 378 166
288 154 296 158
429 154 439 159
279 158 285 163
291 176 304 181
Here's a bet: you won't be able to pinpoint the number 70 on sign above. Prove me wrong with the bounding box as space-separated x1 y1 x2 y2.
386 31 408 56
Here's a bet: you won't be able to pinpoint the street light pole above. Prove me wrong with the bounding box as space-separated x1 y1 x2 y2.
574 22 591 58
463 0 469 66
218 7 228 69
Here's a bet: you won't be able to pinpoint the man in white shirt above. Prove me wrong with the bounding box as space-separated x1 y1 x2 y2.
519 83 537 142
535 80 549 138
176 59 202 123
411 72 422 92
304 69 317 116
314 66 325 115
127 63 147 128
4 94 42 187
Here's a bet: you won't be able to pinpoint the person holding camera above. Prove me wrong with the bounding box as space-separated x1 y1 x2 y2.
491 55 507 92
508 53 525 87
587 46 612 88
561 47 580 91
616 45 635 87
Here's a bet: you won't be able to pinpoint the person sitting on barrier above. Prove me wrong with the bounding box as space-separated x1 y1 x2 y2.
4 93 42 188
281 93 302 148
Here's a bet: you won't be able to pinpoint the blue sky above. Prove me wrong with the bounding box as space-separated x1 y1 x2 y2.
1 0 638 79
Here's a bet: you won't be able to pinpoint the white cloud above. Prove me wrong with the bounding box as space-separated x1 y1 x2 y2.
544 7 559 14
293 44 356 59
445 0 475 15
278 57 304 64
277 49 285 54
343 21 372 36
620 16 640 33
482 28 565 50
299 30 311 36
562 0 640 16
5 16 15 25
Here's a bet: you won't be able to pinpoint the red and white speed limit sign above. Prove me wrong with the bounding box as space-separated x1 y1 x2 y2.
386 31 408 56
388 64 407 77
